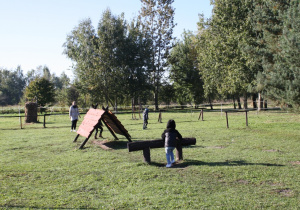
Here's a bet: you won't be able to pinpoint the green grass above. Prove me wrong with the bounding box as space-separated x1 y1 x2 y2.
0 110 299 209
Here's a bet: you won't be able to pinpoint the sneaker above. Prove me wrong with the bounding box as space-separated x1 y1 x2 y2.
171 160 176 164
166 164 172 168
73 129 76 132
70 130 73 132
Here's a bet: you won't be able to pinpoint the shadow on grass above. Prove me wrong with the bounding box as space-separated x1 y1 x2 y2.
150 159 285 168
93 139 129 150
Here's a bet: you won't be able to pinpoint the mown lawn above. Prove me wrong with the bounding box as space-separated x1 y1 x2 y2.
0 110 299 209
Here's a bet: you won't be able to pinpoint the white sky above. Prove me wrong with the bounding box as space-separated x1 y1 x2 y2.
0 0 213 80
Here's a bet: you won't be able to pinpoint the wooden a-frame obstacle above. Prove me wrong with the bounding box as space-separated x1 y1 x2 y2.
73 107 132 149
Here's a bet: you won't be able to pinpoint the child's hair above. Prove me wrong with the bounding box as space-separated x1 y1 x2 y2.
166 119 176 129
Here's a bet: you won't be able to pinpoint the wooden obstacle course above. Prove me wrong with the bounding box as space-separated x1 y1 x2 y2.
74 107 131 149
127 138 196 163
225 109 250 128
198 108 206 121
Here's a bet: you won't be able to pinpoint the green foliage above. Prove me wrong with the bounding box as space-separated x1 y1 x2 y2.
159 82 175 105
0 66 26 105
64 10 152 107
169 31 204 104
197 0 257 99
24 77 55 107
139 0 176 110
265 0 300 109
0 111 299 208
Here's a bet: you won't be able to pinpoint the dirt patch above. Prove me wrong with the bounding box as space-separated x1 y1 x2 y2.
237 179 249 185
206 146 226 149
263 149 280 152
290 161 300 165
273 188 294 197
93 140 113 150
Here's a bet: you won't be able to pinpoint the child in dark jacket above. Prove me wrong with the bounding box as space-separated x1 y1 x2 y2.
161 119 182 167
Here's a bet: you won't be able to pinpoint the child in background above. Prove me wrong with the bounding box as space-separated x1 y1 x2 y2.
143 107 149 129
161 119 182 167
69 101 80 132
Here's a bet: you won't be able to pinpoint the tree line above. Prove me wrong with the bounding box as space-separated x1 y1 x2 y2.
1 0 299 111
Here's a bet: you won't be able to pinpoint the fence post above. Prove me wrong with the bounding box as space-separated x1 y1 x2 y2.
226 111 229 128
43 114 46 128
20 116 22 129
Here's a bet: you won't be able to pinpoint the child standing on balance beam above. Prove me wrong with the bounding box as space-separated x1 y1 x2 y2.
161 119 182 168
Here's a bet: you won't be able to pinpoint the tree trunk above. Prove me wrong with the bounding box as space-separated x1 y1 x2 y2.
264 100 268 109
233 96 236 109
237 97 242 109
243 94 248 109
208 97 213 110
252 94 257 109
258 93 263 111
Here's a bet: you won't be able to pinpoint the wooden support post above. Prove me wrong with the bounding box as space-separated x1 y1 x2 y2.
19 116 22 129
79 138 89 149
198 111 201 120
198 108 205 121
176 143 183 161
245 111 248 126
226 111 229 128
143 147 151 163
104 111 131 142
158 111 162 123
73 134 80 142
43 114 46 128
79 128 95 149
102 119 119 140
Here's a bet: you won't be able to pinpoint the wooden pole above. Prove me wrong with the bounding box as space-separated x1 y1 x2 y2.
73 134 80 142
128 138 196 152
43 114 46 128
138 97 141 120
158 111 162 123
175 143 183 161
245 111 248 126
102 119 119 140
198 111 202 120
20 116 22 129
79 138 89 149
104 110 131 142
226 111 229 128
79 128 95 149
143 147 151 163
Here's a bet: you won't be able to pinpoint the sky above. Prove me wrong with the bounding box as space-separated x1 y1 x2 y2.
0 0 213 79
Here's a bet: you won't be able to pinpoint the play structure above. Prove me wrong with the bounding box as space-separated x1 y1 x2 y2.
73 107 131 149
127 138 196 163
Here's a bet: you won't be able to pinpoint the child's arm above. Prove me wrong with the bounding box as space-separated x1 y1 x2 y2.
176 130 183 140
161 131 166 140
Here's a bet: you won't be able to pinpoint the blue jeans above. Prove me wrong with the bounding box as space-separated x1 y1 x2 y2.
165 147 175 165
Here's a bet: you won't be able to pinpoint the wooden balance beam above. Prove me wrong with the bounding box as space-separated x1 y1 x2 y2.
127 138 196 163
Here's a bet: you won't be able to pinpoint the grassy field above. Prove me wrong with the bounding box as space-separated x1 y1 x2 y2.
0 110 299 209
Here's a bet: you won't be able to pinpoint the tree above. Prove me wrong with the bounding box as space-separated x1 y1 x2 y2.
118 19 152 106
168 31 204 105
139 0 176 110
0 66 26 105
53 72 71 107
24 77 55 107
197 0 257 108
250 0 299 109
159 81 175 106
274 0 300 109
64 9 153 108
63 18 100 102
